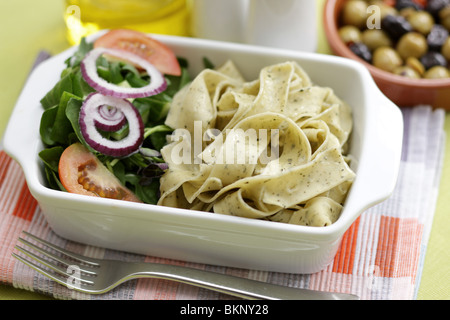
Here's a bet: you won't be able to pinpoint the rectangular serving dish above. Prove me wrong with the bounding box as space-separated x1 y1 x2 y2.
3 33 403 274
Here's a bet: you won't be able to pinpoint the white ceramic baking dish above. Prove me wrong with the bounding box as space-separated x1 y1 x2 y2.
3 33 403 274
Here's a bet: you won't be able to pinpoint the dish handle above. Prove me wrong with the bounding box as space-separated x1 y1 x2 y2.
351 93 404 215
2 64 47 179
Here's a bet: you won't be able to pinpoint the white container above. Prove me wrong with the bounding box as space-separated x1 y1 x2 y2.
4 32 403 274
190 0 246 43
190 0 317 52
245 0 317 52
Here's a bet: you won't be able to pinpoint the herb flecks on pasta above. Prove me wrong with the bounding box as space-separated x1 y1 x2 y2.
158 61 355 227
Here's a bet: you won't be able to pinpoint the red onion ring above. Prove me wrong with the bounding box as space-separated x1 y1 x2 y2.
81 48 167 99
79 93 144 157
95 104 127 132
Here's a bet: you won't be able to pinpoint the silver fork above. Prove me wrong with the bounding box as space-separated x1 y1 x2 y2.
12 231 358 300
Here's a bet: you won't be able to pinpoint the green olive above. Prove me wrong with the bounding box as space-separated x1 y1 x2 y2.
339 25 362 44
362 29 393 51
439 7 450 31
406 57 425 76
341 0 368 29
393 66 421 78
441 37 450 60
399 7 416 20
396 32 428 60
373 47 403 72
407 11 435 35
424 66 450 79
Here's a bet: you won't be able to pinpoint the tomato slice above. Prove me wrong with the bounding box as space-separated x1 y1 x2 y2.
94 29 181 76
59 143 142 203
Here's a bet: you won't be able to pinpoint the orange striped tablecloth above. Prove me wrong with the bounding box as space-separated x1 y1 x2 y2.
0 105 444 300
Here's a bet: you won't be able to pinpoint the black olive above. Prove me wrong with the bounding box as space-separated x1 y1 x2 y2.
396 0 423 11
349 42 372 63
426 0 450 19
420 51 448 69
381 15 413 40
428 24 449 51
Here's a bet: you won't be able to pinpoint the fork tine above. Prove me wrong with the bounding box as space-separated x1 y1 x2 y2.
16 237 97 276
11 252 80 289
21 231 100 267
13 246 94 287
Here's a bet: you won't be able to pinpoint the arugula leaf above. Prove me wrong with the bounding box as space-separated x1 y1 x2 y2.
144 124 172 138
203 57 215 69
39 91 84 148
39 146 65 191
65 97 97 154
151 132 171 151
50 92 82 145
105 155 161 204
142 124 172 151
120 63 140 76
119 171 161 205
39 146 64 173
134 97 170 125
96 58 126 85
71 68 95 98
134 178 160 205
40 105 59 145
65 37 93 68
40 72 73 110
40 66 94 110
43 166 66 191
125 72 149 88
163 67 191 97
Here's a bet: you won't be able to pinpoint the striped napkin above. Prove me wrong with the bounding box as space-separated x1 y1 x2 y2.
0 105 444 300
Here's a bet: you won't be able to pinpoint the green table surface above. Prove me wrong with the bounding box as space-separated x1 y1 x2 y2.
1 0 449 300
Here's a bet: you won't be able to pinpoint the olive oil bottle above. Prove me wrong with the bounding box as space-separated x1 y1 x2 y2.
64 0 190 45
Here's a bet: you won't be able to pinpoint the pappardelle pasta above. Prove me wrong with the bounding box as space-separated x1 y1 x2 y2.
157 60 356 227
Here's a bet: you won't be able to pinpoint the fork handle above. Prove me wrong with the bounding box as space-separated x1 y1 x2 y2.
122 262 358 300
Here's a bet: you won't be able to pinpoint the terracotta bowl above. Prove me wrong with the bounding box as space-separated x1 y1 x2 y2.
324 0 450 109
